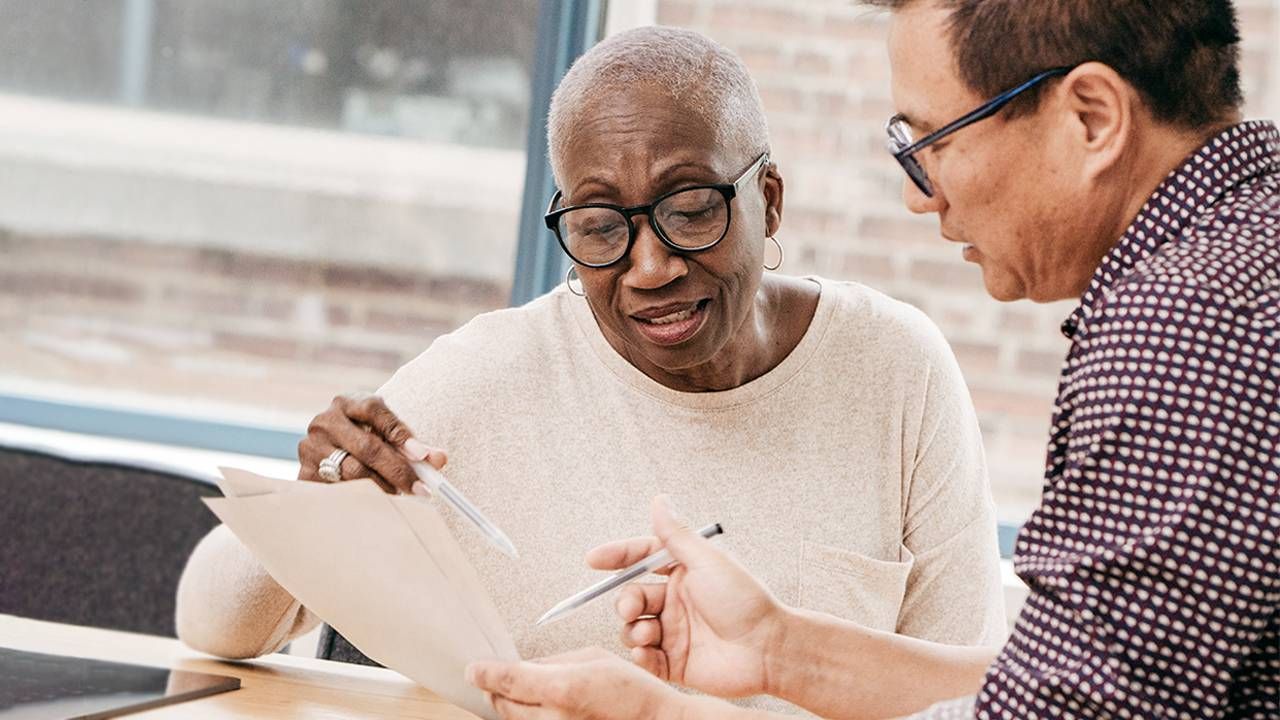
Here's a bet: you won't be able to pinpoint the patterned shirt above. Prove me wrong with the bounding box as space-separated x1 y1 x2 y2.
921 121 1280 719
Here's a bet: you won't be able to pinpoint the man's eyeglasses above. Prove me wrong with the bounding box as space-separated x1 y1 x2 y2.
544 152 770 268
885 66 1076 197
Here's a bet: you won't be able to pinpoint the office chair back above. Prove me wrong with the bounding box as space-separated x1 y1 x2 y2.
0 440 222 637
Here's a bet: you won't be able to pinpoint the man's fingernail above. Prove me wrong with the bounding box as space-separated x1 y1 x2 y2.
403 438 431 460
411 481 431 498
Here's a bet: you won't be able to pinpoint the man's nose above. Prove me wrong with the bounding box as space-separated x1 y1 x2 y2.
903 177 947 215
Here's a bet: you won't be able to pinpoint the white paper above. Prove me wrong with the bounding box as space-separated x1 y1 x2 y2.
204 468 518 720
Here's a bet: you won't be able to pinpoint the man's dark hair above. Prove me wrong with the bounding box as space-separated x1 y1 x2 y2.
864 0 1243 129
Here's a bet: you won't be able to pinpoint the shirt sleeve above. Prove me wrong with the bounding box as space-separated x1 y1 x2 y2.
895 315 1008 648
174 524 321 658
975 281 1280 717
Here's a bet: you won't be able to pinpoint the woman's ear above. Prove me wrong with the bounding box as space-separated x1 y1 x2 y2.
763 161 784 236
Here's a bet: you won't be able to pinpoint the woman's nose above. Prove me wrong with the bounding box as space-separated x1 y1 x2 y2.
623 217 687 290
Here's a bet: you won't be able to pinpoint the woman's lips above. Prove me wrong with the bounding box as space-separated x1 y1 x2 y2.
631 300 710 346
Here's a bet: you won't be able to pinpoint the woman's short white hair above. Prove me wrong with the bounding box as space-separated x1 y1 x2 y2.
547 26 771 188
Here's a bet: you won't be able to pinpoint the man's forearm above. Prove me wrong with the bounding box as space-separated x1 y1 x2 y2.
764 607 998 719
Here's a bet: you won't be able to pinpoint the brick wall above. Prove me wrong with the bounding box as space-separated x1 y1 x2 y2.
3 0 1276 519
0 230 506 421
656 0 1280 517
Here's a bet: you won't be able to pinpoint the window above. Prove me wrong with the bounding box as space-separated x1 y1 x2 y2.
2 0 541 430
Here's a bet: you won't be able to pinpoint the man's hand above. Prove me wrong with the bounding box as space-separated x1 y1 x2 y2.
466 648 693 720
296 392 447 494
587 496 788 699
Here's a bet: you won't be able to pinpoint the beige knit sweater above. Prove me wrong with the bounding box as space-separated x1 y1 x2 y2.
176 278 1006 704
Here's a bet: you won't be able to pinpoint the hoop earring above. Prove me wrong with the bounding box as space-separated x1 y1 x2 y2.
764 235 784 271
565 266 586 297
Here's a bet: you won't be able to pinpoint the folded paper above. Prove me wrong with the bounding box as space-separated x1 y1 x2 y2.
204 468 518 719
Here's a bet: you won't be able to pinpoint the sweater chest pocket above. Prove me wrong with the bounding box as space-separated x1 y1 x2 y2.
798 540 914 632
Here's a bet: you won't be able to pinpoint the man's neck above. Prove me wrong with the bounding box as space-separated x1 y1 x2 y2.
1108 118 1238 245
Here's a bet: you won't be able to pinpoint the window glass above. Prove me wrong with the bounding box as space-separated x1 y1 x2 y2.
1 0 537 426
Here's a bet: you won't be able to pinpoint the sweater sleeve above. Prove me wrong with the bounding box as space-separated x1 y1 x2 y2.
174 524 321 658
894 317 1008 647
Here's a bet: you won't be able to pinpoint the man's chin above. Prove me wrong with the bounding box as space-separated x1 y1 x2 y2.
980 270 1028 303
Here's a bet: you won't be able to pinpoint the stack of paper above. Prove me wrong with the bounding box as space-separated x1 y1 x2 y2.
204 468 518 720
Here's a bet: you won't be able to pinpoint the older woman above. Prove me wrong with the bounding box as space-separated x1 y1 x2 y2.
175 26 1004 710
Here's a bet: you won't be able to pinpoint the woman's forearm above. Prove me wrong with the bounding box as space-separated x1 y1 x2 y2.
764 607 998 719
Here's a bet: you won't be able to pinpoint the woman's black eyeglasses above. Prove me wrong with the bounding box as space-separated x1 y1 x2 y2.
544 152 770 268
886 66 1076 197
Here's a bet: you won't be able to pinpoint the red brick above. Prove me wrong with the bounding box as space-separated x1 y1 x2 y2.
951 339 1003 376
322 265 418 293
419 276 507 307
214 331 301 360
794 51 832 75
969 386 1056 422
365 308 457 336
199 249 314 285
163 286 251 314
707 4 815 35
1015 348 1067 379
856 215 939 244
0 271 143 302
907 259 983 290
655 0 699 26
838 250 895 281
999 308 1042 334
312 343 404 372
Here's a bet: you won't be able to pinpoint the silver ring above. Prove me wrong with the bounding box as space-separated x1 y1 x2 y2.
317 448 349 483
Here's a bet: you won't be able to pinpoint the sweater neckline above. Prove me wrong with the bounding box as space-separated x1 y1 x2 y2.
566 276 836 410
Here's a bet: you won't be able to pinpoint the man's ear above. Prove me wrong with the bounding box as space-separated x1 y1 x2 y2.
763 161 784 237
1059 62 1136 181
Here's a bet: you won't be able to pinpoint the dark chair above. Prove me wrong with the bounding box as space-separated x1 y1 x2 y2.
317 624 381 666
0 439 222 637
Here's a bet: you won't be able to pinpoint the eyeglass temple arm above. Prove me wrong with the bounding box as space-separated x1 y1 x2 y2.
543 190 563 230
894 66 1074 158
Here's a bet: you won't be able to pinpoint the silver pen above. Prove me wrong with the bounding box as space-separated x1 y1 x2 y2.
536 522 724 627
410 462 519 559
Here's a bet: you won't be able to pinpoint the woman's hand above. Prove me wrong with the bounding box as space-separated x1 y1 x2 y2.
467 648 695 720
587 496 788 699
296 392 447 494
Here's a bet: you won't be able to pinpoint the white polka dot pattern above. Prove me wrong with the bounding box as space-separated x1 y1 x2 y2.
959 121 1280 719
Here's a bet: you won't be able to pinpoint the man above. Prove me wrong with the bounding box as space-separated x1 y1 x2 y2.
468 1 1278 718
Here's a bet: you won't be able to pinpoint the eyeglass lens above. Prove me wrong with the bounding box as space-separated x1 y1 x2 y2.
887 118 934 197
557 187 730 266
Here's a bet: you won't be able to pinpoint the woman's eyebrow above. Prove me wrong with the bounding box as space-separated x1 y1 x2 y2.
567 176 619 203
568 162 719 204
653 161 719 188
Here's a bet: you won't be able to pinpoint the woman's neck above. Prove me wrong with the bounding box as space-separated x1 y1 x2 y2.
614 275 820 393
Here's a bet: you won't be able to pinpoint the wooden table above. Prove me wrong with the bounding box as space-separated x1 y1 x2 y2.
0 614 480 718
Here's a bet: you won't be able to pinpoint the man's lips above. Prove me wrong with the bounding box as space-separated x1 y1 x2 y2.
943 233 977 257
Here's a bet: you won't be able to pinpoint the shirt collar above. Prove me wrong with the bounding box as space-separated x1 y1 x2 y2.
1060 120 1280 339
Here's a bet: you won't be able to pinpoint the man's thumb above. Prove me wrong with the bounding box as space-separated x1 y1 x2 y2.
651 494 720 567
